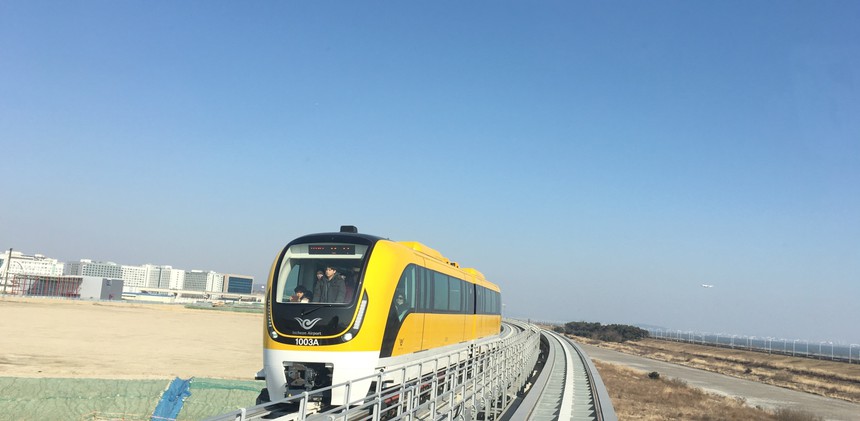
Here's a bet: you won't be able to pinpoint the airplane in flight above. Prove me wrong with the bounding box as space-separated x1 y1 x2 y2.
701 284 714 288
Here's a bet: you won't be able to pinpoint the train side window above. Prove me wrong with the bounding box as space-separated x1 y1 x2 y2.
414 267 423 311
490 291 496 314
394 265 416 310
278 261 302 303
449 278 462 312
488 290 499 314
433 272 448 312
476 287 484 314
417 268 430 311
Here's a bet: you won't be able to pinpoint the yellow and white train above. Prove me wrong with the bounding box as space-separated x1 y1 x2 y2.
257 226 502 406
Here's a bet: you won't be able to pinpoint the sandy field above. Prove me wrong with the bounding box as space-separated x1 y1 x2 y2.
0 297 263 380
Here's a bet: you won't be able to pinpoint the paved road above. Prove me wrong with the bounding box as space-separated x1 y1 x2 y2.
578 342 860 421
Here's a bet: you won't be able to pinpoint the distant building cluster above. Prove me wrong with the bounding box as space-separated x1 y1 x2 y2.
0 249 254 294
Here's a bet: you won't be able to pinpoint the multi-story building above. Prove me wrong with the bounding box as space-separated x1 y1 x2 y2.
65 260 123 279
168 268 186 290
1 250 65 281
183 270 223 292
121 265 148 292
184 270 207 291
143 265 185 290
2 249 251 296
223 274 254 294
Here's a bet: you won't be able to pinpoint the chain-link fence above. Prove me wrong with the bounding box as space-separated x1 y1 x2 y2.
647 328 860 363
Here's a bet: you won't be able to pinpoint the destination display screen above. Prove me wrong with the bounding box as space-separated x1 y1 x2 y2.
308 245 355 255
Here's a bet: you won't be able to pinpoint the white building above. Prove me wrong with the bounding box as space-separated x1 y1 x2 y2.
65 259 123 279
210 272 224 292
143 265 186 290
2 249 234 295
0 250 65 282
168 268 186 290
121 265 148 292
184 270 223 292
65 261 197 293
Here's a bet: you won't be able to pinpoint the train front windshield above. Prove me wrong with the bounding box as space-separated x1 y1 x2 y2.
274 243 368 306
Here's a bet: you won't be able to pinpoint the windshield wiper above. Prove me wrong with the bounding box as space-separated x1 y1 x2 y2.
301 304 333 317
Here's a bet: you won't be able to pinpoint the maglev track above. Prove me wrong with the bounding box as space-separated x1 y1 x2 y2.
204 322 616 421
508 329 617 420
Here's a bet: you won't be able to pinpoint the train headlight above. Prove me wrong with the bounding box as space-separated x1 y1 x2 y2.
341 293 368 343
352 295 368 330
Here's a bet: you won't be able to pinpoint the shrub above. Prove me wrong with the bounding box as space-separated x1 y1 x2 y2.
562 321 648 342
773 371 793 383
648 371 660 379
666 378 688 388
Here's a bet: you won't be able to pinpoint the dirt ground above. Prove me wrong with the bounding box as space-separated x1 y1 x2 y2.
0 297 263 381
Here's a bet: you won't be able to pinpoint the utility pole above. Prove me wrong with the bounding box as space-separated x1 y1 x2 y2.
2 248 11 294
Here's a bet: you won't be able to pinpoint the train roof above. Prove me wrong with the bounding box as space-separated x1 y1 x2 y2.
288 226 385 245
397 241 492 286
398 241 447 263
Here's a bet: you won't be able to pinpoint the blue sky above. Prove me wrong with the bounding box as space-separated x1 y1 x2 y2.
2 1 858 343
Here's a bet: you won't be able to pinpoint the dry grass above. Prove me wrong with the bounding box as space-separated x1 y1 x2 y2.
595 360 780 420
595 361 826 421
576 337 860 404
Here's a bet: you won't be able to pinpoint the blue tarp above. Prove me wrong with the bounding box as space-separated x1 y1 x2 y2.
152 377 192 421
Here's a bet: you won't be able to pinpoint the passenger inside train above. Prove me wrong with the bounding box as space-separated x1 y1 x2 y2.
290 285 311 303
312 266 346 303
394 291 409 321
277 257 365 305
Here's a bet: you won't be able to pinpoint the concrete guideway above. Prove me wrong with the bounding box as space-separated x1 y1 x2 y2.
510 330 617 420
578 342 860 421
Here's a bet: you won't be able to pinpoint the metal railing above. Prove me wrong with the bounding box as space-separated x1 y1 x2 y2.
205 320 541 421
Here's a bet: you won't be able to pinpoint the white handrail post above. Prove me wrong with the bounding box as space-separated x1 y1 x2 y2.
299 392 308 421
372 370 382 421
342 380 351 421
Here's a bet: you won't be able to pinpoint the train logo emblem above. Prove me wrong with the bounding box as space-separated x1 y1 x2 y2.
295 317 323 330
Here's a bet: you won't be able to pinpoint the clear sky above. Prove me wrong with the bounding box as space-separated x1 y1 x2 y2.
2 1 858 343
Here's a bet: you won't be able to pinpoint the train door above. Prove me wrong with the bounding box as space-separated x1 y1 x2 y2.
476 287 487 337
449 277 466 343
465 283 476 340
419 265 434 350
391 264 424 356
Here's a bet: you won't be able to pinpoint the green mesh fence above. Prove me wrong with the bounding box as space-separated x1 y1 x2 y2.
180 378 264 420
0 377 264 421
